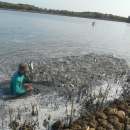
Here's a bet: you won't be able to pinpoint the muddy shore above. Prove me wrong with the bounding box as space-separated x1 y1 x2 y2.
0 53 130 130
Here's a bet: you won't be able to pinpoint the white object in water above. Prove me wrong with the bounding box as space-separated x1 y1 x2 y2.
30 60 33 71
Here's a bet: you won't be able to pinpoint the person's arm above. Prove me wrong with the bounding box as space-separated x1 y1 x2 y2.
24 74 31 82
14 81 26 95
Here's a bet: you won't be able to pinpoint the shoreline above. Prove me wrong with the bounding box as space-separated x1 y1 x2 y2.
0 8 126 23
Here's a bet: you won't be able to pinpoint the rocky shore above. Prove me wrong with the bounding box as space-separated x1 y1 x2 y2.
52 98 130 130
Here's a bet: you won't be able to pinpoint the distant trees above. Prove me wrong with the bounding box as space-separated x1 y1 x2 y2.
0 1 40 11
128 16 130 23
0 1 129 23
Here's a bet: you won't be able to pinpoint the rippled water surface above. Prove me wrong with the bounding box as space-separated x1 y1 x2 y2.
0 10 130 81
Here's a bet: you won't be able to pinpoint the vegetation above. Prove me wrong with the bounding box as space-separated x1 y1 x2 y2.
127 16 130 23
0 1 130 23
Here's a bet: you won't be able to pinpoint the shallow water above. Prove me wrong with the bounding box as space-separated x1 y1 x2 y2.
0 10 130 81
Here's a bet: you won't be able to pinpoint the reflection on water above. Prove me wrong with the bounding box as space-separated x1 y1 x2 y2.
0 10 130 81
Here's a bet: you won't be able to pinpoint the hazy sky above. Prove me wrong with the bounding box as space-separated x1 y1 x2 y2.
1 0 130 17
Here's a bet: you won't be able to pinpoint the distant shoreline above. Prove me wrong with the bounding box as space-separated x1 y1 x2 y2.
0 8 80 18
0 1 129 22
0 8 127 23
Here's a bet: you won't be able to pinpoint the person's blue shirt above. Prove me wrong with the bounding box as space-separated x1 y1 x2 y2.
10 71 26 95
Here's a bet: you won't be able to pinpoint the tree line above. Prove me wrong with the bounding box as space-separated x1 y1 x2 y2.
0 1 130 23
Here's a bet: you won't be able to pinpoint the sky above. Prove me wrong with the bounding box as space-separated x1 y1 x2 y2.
1 0 130 17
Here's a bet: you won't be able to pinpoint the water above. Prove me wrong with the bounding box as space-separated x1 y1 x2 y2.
0 9 130 81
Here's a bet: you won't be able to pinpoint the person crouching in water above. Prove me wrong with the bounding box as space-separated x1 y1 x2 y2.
10 62 34 95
